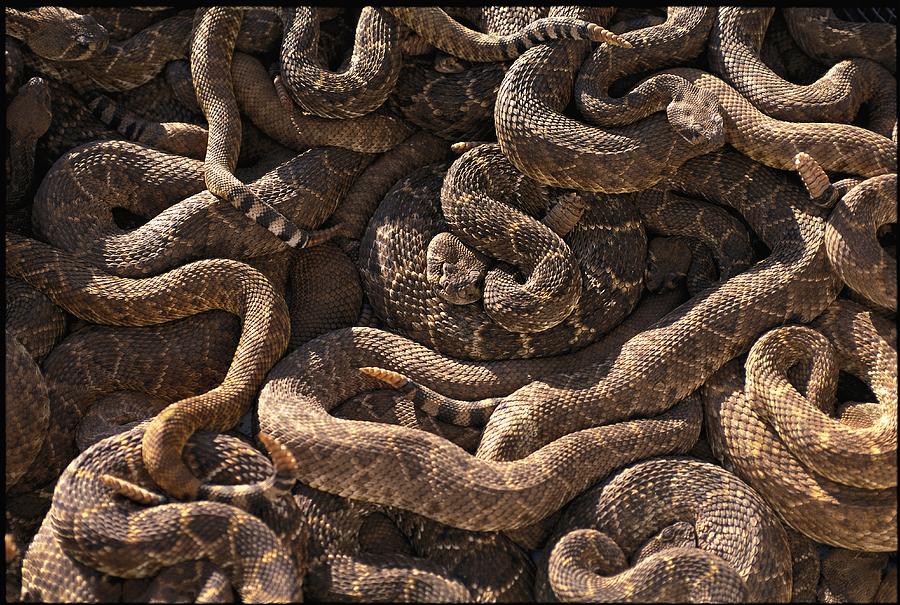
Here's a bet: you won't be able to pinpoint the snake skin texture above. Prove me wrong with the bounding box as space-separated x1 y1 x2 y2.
23 424 305 601
359 156 647 359
703 296 897 552
279 7 402 119
535 456 792 602
709 8 897 137
5 5 897 603
191 7 311 248
783 8 896 74
5 7 109 62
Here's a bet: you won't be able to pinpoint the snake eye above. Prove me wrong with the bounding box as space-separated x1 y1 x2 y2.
75 35 93 49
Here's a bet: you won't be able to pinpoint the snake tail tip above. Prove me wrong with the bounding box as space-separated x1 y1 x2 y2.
793 151 831 199
258 432 299 477
588 23 632 48
358 366 409 388
99 473 168 505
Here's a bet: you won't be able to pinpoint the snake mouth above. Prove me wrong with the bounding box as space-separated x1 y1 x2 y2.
435 280 483 305
64 34 108 59
676 123 725 148
75 14 109 52
681 130 707 146
76 26 108 48
20 76 51 103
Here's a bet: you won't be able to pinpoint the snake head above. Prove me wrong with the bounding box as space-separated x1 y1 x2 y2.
22 7 109 61
434 52 467 74
7 77 52 138
426 232 487 305
645 237 692 293
667 84 725 150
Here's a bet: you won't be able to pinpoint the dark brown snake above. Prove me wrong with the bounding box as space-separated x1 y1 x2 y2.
32 140 372 279
5 278 66 492
8 311 240 497
6 77 53 212
358 156 647 360
783 7 896 74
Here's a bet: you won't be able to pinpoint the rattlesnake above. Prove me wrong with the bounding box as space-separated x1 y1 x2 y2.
389 57 509 142
631 186 755 292
495 7 726 194
470 148 840 462
656 67 896 177
823 173 897 311
8 310 240 496
258 303 701 533
6 76 52 212
5 6 109 61
495 6 895 191
385 6 620 63
329 130 452 251
6 272 332 602
709 7 897 138
33 140 372 279
433 144 593 334
21 12 193 94
703 297 897 552
358 157 647 360
20 7 368 250
191 7 311 249
75 7 175 42
5 233 290 502
574 7 716 129
536 457 792 602
292 484 473 602
262 148 841 533
7 4 897 600
286 243 364 349
758 9 828 86
84 52 412 157
783 8 896 74
22 424 304 602
817 547 895 602
5 278 66 491
279 7 401 119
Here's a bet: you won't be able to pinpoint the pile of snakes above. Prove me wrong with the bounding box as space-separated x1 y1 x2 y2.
5 5 897 603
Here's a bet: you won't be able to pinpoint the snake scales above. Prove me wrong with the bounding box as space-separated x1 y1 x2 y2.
6 5 898 603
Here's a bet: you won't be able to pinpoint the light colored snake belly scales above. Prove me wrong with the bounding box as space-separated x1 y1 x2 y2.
4 5 897 603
